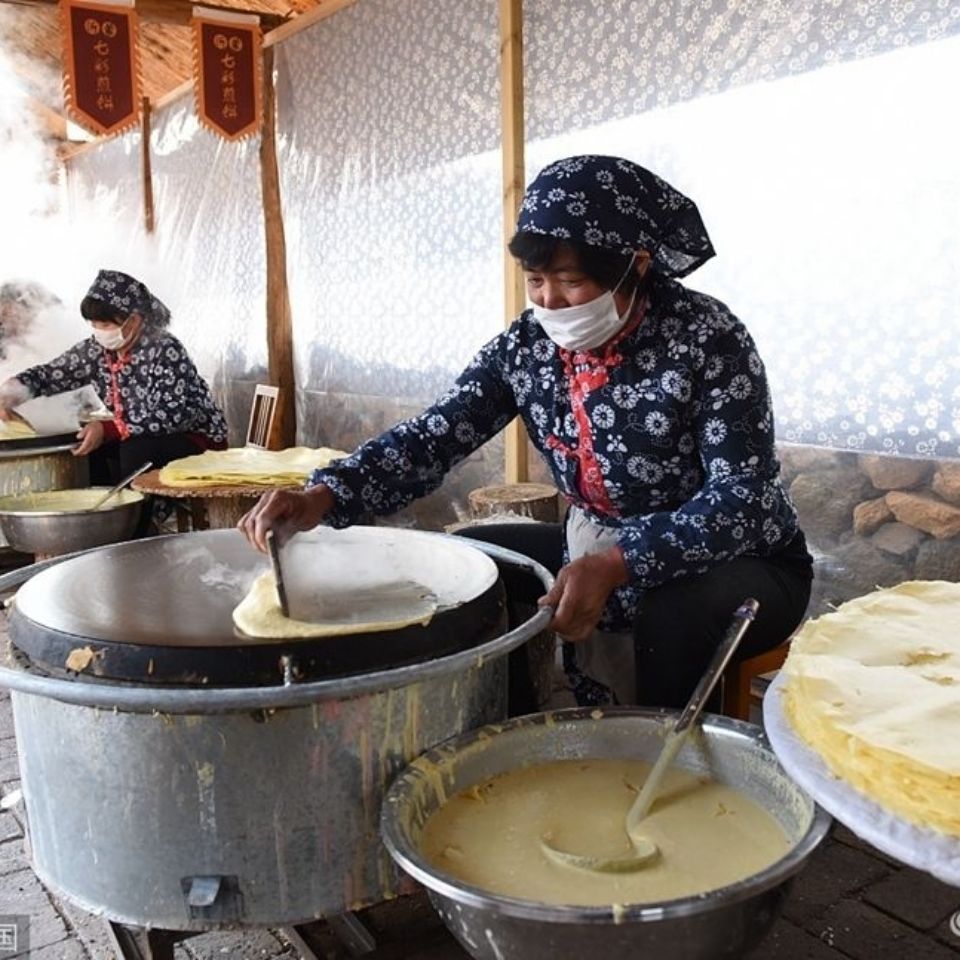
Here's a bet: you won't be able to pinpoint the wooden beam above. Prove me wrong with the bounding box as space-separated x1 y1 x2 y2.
0 0 287 28
263 0 356 47
141 95 155 232
500 0 528 484
259 45 296 448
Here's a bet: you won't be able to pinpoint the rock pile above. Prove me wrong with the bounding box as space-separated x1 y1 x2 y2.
779 445 960 613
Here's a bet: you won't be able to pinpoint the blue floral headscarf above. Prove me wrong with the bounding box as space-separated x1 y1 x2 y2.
515 156 716 279
84 270 171 328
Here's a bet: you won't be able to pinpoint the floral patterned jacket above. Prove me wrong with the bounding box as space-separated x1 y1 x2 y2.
310 276 801 630
17 329 228 445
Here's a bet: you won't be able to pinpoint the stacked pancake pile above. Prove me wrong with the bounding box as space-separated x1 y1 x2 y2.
159 445 347 488
783 580 960 836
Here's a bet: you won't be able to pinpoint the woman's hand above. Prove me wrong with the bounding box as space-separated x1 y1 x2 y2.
539 546 630 642
238 484 335 552
73 421 104 456
0 378 30 420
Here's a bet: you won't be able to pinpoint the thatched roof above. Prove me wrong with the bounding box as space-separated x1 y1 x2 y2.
0 0 324 142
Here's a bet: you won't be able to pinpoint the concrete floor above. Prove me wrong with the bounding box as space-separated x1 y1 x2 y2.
0 677 958 958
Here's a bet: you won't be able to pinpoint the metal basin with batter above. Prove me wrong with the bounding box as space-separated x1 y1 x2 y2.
381 708 832 960
0 487 143 555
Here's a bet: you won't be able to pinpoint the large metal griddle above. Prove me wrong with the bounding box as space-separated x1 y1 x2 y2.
9 528 507 687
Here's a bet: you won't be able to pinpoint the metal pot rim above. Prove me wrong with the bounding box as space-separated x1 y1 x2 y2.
0 488 144 518
0 536 555 713
380 706 833 924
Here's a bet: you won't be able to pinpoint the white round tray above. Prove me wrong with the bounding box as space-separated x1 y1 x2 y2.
763 671 960 887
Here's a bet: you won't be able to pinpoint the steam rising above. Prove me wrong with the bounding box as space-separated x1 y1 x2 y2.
0 8 170 381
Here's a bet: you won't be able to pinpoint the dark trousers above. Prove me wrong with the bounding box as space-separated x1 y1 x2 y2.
89 434 203 536
457 522 813 711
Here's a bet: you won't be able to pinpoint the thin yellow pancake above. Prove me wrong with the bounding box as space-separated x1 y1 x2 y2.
233 571 437 638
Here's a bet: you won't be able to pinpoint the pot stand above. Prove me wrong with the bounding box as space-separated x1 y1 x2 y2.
104 911 377 959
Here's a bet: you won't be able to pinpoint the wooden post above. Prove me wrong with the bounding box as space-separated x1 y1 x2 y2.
500 0 528 484
141 96 155 234
259 46 296 449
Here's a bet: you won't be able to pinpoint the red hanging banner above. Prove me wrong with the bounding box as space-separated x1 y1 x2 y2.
192 7 263 141
60 0 141 137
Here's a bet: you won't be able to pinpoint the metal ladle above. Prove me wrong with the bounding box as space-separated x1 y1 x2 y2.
90 461 153 511
542 597 760 873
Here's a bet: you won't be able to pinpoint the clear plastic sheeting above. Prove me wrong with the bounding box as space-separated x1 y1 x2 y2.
65 99 268 445
524 0 960 460
275 0 506 527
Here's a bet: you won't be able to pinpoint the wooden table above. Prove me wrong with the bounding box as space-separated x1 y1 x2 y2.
132 469 300 530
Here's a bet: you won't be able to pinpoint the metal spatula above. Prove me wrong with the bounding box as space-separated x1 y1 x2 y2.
542 598 760 873
266 530 290 618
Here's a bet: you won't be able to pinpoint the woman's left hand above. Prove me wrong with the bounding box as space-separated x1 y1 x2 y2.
73 421 105 456
538 546 630 642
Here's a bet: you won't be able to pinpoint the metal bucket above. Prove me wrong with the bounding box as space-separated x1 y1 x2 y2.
0 540 554 929
0 442 87 549
381 708 832 960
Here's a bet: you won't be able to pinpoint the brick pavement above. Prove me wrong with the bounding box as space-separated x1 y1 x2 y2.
0 686 958 959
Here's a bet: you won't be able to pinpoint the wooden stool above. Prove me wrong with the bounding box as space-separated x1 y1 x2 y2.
721 643 790 721
467 482 559 522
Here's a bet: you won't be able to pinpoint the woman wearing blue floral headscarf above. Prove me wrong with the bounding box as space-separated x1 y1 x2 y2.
0 270 228 493
240 156 812 711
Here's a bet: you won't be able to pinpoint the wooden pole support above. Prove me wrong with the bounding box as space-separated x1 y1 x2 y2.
500 0 528 485
141 95 155 234
259 46 296 449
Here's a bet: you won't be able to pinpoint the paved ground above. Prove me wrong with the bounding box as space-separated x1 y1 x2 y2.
0 676 958 958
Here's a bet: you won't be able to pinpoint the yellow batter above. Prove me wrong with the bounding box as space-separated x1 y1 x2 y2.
0 489 142 513
159 446 347 488
784 580 960 836
420 759 790 905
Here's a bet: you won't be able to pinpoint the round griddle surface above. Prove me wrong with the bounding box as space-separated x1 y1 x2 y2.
9 528 507 686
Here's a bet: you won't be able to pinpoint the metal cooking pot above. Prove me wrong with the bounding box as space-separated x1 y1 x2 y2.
0 487 143 555
381 708 832 960
0 530 554 929
0 437 87 549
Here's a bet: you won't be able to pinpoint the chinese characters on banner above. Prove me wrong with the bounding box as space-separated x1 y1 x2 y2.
60 0 140 136
192 7 263 141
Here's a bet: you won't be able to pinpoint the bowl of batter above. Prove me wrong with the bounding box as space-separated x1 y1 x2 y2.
381 706 830 960
0 487 145 555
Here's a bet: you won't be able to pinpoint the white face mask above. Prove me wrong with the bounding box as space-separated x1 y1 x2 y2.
92 320 127 351
531 255 637 352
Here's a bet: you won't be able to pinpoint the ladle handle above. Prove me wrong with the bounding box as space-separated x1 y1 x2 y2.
626 598 759 835
674 597 759 735
91 460 153 511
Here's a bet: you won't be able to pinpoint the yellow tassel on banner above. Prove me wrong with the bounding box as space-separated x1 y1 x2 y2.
60 0 142 137
192 5 263 142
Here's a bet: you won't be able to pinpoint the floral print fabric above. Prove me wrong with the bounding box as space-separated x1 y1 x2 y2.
85 270 172 328
310 275 799 631
516 155 716 278
17 330 228 444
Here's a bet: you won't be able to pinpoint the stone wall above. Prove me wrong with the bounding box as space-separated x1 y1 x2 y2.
779 445 960 615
